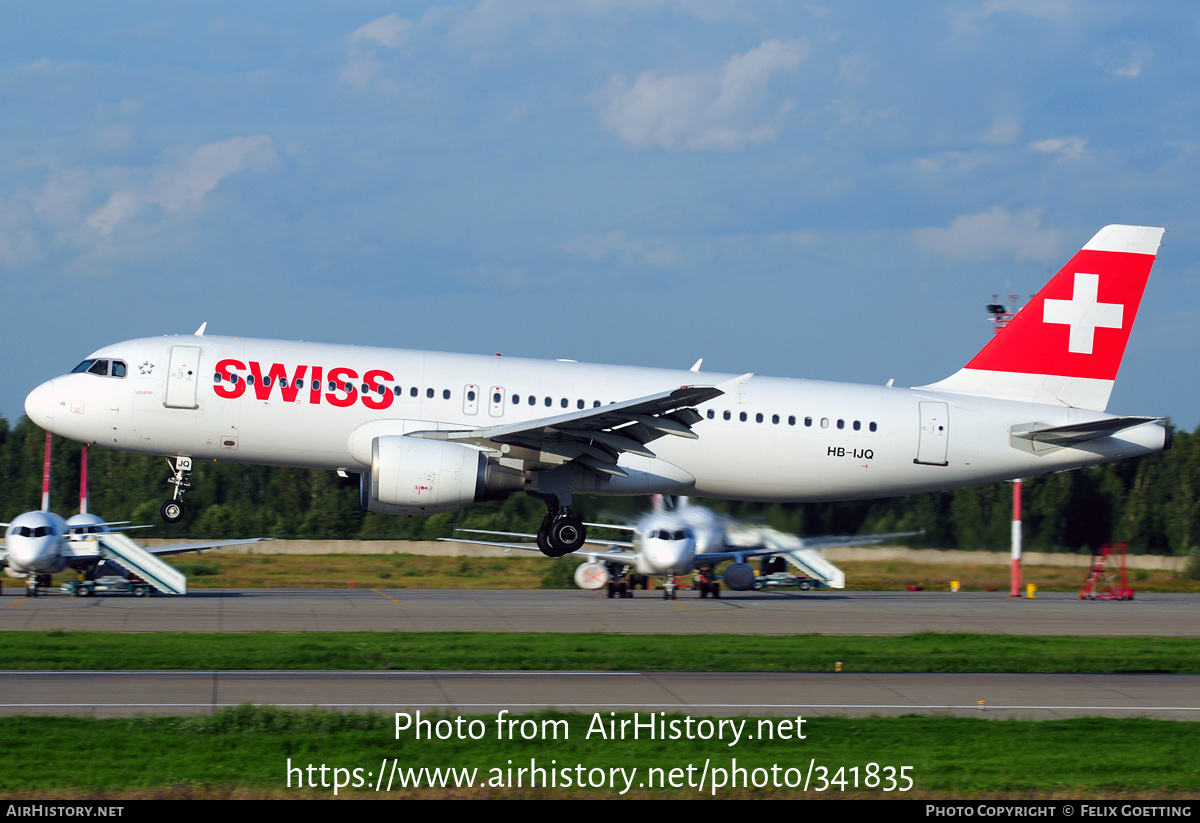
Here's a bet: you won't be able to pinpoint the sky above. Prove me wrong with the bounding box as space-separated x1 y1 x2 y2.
3 1 1199 428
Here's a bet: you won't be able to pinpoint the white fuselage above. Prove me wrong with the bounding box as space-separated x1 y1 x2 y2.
25 334 1168 504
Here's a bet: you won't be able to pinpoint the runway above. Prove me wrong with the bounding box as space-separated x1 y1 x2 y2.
2 670 1197 720
2 588 1198 636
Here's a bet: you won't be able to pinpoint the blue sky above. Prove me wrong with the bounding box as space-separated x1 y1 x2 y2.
3 1 1199 427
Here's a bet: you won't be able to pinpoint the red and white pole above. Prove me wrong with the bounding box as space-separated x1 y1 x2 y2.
1010 478 1023 597
80 446 89 515
40 431 52 513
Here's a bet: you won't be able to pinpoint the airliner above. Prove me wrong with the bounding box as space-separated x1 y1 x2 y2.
1 433 267 596
451 496 917 599
23 225 1170 557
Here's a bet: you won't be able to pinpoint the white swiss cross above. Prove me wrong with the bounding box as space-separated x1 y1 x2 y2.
1042 272 1123 355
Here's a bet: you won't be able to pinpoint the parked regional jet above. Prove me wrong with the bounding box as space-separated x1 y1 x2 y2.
0 433 268 596
451 496 917 599
24 225 1170 557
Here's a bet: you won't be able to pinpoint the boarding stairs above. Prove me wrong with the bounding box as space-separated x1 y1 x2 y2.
94 532 187 595
780 550 845 589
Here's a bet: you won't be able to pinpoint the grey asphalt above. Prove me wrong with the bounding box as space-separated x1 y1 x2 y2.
3 588 1197 636
3 670 1198 720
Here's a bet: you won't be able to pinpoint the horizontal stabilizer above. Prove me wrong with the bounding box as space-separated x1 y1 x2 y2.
1011 416 1163 447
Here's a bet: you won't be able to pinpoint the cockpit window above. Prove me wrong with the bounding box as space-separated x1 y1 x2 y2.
72 359 126 377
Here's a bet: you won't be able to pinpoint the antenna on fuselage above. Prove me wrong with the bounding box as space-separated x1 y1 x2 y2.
40 432 52 513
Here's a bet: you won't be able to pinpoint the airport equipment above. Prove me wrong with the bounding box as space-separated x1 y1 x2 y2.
1078 543 1134 600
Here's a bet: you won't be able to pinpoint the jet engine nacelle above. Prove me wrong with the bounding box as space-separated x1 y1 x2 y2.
722 562 757 591
361 435 524 516
573 562 609 590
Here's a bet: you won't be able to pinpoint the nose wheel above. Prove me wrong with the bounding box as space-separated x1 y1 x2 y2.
161 500 185 523
161 456 192 523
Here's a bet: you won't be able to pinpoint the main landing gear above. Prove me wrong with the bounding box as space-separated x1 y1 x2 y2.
530 493 587 558
25 573 52 598
161 456 193 523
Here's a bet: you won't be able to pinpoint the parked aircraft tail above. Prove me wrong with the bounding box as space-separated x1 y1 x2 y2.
920 224 1164 411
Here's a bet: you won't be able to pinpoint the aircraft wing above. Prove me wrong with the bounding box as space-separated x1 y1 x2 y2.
697 531 921 564
440 537 638 565
412 379 747 477
145 537 275 557
451 529 634 550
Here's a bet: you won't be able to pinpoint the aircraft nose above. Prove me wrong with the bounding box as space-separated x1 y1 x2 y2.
24 379 58 429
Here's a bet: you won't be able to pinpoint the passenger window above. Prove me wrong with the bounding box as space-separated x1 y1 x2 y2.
394 386 401 396
837 419 844 429
707 409 715 419
723 411 731 420
593 401 601 408
739 412 747 422
345 382 353 393
756 413 763 423
788 416 796 426
804 417 812 427
577 399 584 409
772 414 779 424
360 383 368 393
468 390 476 401
561 398 568 408
853 420 861 431
247 374 256 386
544 397 552 407
411 387 418 397
870 422 878 432
528 396 536 405
426 388 434 398
213 373 221 383
297 379 304 389
279 379 287 389
820 418 828 428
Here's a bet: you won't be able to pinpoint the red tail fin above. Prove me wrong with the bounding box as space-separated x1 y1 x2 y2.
921 225 1164 411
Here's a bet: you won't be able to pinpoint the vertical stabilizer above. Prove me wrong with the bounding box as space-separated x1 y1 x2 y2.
919 225 1164 411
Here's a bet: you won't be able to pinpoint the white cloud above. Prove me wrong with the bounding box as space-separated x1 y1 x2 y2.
351 14 413 49
1030 136 1086 160
953 0 1071 35
341 14 414 92
980 117 1020 145
595 38 808 151
561 230 683 267
81 135 276 237
913 207 1063 263
0 198 41 267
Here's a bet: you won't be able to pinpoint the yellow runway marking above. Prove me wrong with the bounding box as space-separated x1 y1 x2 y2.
371 588 404 604
9 597 32 607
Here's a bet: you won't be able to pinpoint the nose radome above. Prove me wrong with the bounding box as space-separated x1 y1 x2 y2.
24 379 58 428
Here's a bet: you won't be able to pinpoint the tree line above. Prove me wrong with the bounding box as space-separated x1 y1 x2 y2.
1 415 1197 556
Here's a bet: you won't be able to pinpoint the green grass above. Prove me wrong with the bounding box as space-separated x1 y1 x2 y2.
3 631 1199 673
0 707 1195 797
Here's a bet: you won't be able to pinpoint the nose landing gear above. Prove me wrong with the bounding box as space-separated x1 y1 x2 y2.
161 456 192 523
